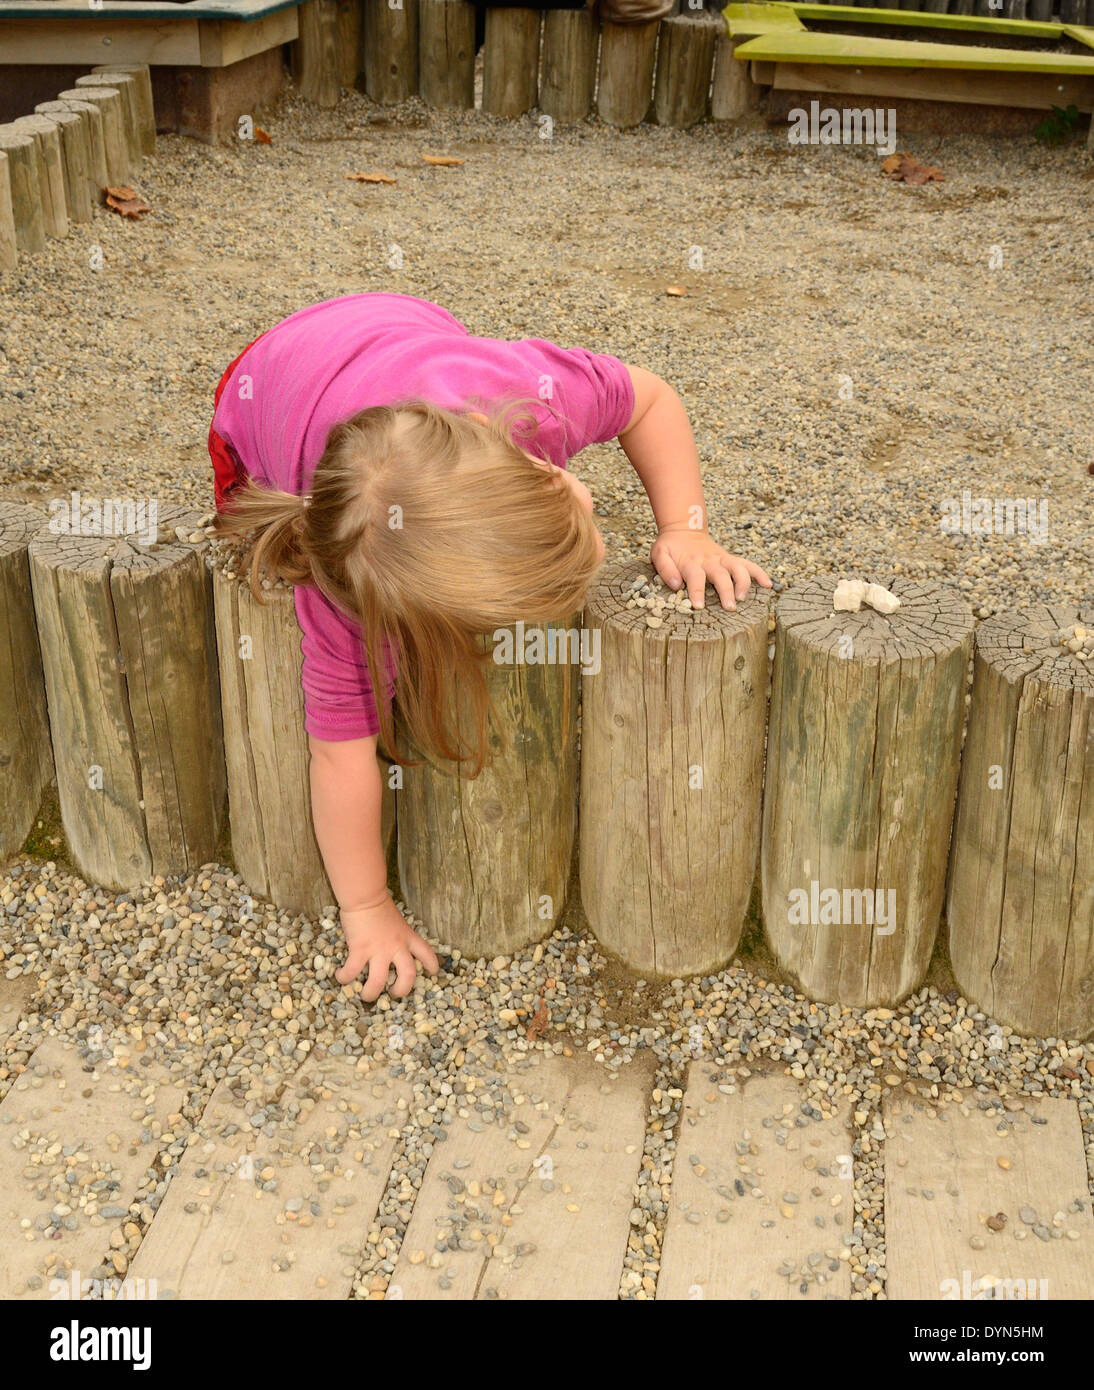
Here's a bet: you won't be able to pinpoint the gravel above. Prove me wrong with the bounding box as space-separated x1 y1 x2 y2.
1 86 1093 1300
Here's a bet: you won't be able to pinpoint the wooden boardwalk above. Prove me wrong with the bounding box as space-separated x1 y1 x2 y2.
1 1020 1091 1300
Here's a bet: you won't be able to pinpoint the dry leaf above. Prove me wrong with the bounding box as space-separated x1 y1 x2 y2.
104 186 151 218
881 152 944 185
254 127 272 145
525 997 549 1042
422 154 465 166
345 171 397 184
665 285 688 297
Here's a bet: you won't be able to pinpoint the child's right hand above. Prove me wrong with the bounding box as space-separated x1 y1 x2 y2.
335 893 440 1002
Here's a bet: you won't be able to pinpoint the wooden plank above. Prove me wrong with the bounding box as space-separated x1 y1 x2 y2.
770 58 1094 110
129 1056 411 1298
658 1071 853 1300
389 1053 650 1300
885 1089 1094 1300
737 28 1094 72
0 1037 186 1299
790 2 1067 36
0 18 201 65
1064 23 1094 49
724 3 808 37
198 7 299 66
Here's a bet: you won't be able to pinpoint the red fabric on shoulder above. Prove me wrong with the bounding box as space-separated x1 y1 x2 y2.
208 333 266 512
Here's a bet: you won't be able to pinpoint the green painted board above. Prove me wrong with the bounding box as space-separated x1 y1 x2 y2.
733 29 1094 74
722 2 806 37
789 5 1066 40
1064 25 1094 52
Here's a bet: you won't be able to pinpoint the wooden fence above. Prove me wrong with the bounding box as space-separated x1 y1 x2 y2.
2 502 1091 1038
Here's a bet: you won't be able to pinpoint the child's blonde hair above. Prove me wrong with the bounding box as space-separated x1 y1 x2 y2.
213 398 601 776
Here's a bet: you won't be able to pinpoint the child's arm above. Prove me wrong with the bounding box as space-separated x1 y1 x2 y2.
308 734 438 1001
619 365 772 610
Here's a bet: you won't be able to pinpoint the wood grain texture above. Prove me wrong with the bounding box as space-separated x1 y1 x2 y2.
30 110 92 225
56 88 128 186
885 1088 1094 1300
29 509 225 891
294 0 342 107
418 0 476 109
0 152 15 272
363 0 420 104
92 64 156 156
483 8 542 117
597 19 659 127
42 100 108 193
336 0 364 85
0 129 44 256
0 503 52 862
78 73 141 172
539 8 599 124
947 607 1094 1040
397 617 579 958
654 15 719 128
712 33 762 119
10 116 68 240
761 577 973 1008
580 562 770 977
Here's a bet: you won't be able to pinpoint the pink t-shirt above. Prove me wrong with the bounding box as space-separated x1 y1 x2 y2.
211 293 635 742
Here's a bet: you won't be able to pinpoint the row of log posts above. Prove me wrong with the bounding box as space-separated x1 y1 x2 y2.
1 500 1090 1033
0 64 154 271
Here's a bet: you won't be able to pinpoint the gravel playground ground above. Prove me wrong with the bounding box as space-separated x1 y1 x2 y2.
1 87 1093 1303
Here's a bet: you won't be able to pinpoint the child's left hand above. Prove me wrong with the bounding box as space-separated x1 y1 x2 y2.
651 528 772 610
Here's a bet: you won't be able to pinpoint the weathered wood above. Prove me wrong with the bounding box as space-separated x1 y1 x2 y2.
580 564 770 977
0 18 198 67
130 1055 411 1299
336 0 365 86
294 0 342 107
1059 0 1087 20
539 8 599 124
92 63 157 156
885 1088 1094 1300
28 110 93 225
483 8 541 118
597 19 659 127
711 33 760 119
418 0 476 110
363 0 420 105
0 503 52 862
0 152 16 272
0 129 44 257
56 87 128 186
75 73 142 174
658 1072 853 1299
654 15 719 128
39 99 109 195
761 577 974 1009
397 617 579 959
947 606 1094 1039
11 116 68 240
0 1037 185 1300
28 510 225 891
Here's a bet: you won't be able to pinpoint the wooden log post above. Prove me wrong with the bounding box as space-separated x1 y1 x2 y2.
539 8 599 125
40 100 109 196
0 129 45 257
397 617 579 959
483 8 541 118
418 0 476 110
654 14 719 129
11 117 69 240
948 607 1094 1039
295 0 342 107
91 64 157 157
213 567 394 916
57 88 128 187
335 0 365 86
711 33 760 120
761 577 974 1008
0 504 53 862
597 19 659 128
363 0 420 105
74 74 141 175
580 563 771 977
0 153 17 272
29 508 225 891
28 110 93 226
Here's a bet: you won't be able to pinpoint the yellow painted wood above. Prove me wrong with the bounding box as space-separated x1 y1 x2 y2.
736 30 1094 75
792 4 1066 40
723 3 806 38
1064 24 1094 52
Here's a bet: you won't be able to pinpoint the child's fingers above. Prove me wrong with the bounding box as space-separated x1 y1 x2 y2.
335 941 370 985
389 950 418 999
708 563 738 611
680 562 710 609
725 556 755 602
359 954 395 1003
748 560 774 588
410 934 440 975
655 550 683 592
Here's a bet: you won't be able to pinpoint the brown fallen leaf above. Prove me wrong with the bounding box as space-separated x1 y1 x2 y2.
104 186 151 218
422 154 465 166
665 285 688 297
525 997 549 1042
881 151 944 185
254 127 272 145
345 171 397 184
